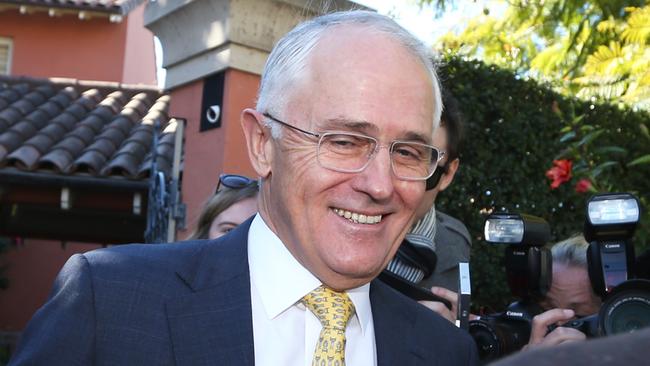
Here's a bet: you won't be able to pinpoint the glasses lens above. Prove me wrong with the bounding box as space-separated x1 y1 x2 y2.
218 174 255 192
391 142 437 180
317 133 376 172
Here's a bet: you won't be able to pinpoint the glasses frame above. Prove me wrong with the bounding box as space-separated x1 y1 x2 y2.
216 174 257 194
425 163 449 191
263 112 445 181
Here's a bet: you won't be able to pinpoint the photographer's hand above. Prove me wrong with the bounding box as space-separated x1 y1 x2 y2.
418 286 459 324
525 308 586 350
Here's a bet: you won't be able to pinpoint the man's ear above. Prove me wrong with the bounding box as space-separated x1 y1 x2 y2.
241 108 273 178
438 158 460 192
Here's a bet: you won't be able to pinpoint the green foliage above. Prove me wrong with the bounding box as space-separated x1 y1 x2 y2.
437 56 650 312
433 1 650 110
550 96 650 196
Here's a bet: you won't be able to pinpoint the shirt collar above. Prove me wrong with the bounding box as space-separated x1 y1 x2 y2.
405 204 436 250
247 214 372 334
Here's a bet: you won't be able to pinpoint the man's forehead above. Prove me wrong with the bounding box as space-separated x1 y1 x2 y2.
289 24 436 143
432 125 448 148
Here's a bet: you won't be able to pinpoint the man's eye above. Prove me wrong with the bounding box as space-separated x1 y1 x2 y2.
331 139 356 147
394 145 426 162
328 136 364 148
395 147 418 158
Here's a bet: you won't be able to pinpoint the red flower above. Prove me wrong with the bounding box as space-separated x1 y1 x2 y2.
575 178 592 193
545 159 573 189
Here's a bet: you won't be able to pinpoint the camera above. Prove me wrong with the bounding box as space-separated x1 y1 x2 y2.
562 193 650 337
470 193 649 363
561 280 650 337
469 300 544 362
468 213 551 362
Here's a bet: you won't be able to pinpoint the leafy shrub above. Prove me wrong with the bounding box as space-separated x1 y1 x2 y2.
437 56 650 312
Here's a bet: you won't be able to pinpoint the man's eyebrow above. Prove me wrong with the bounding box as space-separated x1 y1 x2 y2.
318 118 432 144
401 131 431 145
318 118 379 134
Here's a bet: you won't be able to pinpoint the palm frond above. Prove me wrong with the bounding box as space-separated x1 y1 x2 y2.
622 5 650 44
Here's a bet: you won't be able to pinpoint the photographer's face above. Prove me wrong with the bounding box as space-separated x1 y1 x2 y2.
541 263 602 317
414 124 459 220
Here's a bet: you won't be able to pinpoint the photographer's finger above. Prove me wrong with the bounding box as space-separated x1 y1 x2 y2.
418 300 455 324
529 309 575 345
540 326 586 347
431 286 459 313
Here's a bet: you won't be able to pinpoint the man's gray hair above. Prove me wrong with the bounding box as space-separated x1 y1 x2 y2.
550 234 590 268
256 10 442 137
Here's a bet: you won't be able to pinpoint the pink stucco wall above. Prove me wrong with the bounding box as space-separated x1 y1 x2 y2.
170 69 260 240
0 4 155 85
0 239 102 331
121 4 157 85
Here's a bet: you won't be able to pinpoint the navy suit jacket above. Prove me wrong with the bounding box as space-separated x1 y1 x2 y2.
11 218 478 365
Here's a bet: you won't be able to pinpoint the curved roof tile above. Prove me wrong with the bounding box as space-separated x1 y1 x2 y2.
7 145 41 170
38 148 74 173
0 84 29 108
0 75 178 184
7 133 55 170
0 0 147 15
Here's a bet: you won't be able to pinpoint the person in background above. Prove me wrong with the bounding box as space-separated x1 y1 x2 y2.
418 90 470 292
385 90 470 323
190 174 258 240
525 234 601 349
423 233 602 339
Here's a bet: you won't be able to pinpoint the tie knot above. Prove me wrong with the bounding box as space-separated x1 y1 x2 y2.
302 285 355 330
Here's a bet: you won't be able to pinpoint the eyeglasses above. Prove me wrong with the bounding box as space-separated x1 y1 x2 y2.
216 174 257 193
263 113 444 181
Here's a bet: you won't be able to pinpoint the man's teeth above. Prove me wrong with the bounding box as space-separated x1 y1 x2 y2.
333 208 382 224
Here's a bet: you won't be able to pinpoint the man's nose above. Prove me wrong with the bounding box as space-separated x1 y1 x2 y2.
353 146 395 201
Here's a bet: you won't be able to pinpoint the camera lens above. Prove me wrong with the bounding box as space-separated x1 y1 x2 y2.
601 291 650 335
469 321 500 361
598 279 650 336
469 318 531 362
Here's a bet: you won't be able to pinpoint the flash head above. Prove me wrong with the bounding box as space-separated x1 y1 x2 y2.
585 193 640 241
484 213 550 246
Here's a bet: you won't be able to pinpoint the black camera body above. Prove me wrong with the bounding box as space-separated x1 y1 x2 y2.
557 313 599 337
558 279 650 337
469 300 543 362
471 193 649 363
469 213 551 362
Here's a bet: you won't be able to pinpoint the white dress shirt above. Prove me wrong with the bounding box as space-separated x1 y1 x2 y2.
248 214 377 366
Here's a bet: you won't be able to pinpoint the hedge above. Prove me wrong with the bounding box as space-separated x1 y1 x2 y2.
437 56 650 312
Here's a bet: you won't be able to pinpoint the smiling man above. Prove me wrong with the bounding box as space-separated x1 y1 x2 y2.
10 11 478 366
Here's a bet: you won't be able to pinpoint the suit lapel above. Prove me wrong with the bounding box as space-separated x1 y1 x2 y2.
166 219 255 366
371 279 427 366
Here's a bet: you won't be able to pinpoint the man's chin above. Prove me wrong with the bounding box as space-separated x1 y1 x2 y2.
321 262 386 289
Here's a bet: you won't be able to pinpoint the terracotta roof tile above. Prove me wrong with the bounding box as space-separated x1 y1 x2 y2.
7 134 53 169
0 75 179 183
0 84 29 110
0 86 79 163
0 0 147 15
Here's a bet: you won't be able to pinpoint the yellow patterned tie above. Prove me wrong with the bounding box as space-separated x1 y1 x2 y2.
302 285 356 366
